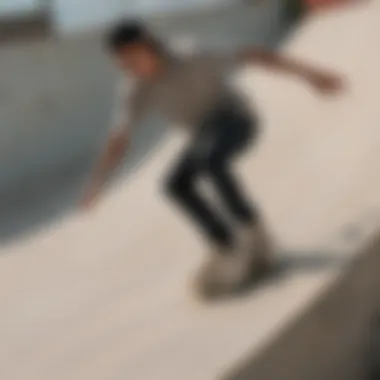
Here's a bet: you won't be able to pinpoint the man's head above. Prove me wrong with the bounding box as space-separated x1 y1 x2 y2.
107 20 164 79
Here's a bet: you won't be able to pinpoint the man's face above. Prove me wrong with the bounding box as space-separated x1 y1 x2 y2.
114 43 161 79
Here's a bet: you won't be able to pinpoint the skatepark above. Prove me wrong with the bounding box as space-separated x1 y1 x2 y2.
1 0 380 379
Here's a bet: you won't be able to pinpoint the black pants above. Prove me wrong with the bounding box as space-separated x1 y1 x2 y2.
165 102 259 248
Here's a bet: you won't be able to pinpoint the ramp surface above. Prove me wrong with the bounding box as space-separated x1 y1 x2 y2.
1 1 380 380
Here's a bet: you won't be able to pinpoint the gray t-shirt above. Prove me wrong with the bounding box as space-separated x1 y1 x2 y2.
110 51 248 134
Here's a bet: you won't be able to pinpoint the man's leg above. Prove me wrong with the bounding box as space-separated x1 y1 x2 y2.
164 151 234 251
201 106 273 288
204 106 260 227
207 151 272 265
208 159 259 226
165 152 255 299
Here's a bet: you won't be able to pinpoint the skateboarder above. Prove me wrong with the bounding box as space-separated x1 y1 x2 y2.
82 21 343 298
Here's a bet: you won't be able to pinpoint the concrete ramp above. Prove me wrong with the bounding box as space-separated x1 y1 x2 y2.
1 2 380 380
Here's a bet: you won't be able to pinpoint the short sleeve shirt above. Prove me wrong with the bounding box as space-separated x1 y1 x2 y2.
109 50 246 134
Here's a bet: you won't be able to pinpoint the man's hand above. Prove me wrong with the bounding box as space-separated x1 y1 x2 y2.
306 71 346 95
80 131 129 212
80 181 104 211
243 48 346 95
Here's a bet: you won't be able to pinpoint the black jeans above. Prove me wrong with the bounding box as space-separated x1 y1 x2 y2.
164 102 260 248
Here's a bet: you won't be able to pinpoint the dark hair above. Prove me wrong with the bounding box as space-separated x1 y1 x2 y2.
106 20 158 53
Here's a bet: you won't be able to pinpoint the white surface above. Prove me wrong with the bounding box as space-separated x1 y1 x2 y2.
1 1 380 380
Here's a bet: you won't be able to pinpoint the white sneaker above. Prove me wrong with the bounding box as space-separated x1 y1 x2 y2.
237 220 274 275
194 243 254 299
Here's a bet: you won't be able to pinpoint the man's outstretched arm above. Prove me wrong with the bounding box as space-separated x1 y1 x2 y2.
81 80 144 210
241 47 345 93
81 130 130 210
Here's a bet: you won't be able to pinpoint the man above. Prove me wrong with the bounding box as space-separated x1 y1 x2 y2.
82 21 343 298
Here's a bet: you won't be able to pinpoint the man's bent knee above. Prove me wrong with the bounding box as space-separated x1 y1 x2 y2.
164 173 193 200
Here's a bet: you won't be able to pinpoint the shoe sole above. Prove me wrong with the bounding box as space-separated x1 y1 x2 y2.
192 256 274 303
192 231 276 302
